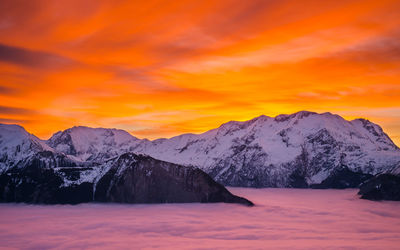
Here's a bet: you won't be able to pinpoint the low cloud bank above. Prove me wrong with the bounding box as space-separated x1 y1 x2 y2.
0 188 399 249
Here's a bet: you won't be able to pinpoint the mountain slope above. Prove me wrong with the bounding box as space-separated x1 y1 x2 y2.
358 162 400 201
0 150 253 205
93 153 253 205
47 126 142 162
0 124 252 205
358 173 400 201
135 111 400 187
5 110 400 189
0 124 53 174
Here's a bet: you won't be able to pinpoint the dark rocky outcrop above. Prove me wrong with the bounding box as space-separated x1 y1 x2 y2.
0 151 253 206
94 153 253 206
288 169 308 188
0 151 93 204
311 166 373 189
358 174 400 201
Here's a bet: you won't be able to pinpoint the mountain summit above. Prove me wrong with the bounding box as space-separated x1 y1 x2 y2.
133 111 400 187
47 126 141 162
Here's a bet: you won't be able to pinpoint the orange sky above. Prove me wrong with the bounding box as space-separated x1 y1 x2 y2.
0 0 399 145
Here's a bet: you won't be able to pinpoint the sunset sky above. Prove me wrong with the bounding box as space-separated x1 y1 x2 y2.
0 0 399 145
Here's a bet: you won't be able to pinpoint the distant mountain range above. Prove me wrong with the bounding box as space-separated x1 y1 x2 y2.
44 111 400 187
0 124 252 205
1 111 400 203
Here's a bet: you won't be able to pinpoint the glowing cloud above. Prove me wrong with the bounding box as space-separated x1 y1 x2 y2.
0 0 399 144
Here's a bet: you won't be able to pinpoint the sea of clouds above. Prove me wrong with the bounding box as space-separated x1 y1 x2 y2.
0 188 399 249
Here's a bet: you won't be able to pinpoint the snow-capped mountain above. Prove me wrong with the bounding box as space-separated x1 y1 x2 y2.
134 111 400 187
47 126 142 162
0 124 252 205
2 111 400 189
0 124 53 174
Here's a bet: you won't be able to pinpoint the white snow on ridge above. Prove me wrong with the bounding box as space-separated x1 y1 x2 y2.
1 111 400 186
47 126 141 162
0 124 52 173
136 111 400 174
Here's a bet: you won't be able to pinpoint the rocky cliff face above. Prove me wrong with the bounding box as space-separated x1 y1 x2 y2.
0 151 93 204
358 174 400 201
358 164 400 201
93 153 253 205
310 166 373 189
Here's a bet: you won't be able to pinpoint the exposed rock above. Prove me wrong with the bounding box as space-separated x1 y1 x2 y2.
94 153 253 206
358 174 400 201
0 151 93 204
0 150 253 206
310 166 373 189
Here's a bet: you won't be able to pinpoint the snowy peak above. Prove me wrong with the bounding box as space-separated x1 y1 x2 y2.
274 110 317 122
215 115 270 135
269 111 397 151
350 118 398 150
1 111 399 188
47 126 141 162
214 111 348 139
0 124 51 173
0 124 50 153
134 111 400 186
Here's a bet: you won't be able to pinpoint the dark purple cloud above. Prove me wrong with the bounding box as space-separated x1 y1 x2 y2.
0 117 29 124
0 105 35 115
0 86 17 95
0 43 74 69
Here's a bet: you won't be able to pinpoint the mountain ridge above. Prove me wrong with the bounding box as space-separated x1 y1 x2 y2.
1 111 400 188
38 111 398 147
130 111 400 187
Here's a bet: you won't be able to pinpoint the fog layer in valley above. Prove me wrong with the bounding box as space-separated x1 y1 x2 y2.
0 188 399 249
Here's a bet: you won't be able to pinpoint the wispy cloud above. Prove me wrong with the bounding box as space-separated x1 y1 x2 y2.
0 0 400 144
0 105 35 115
0 43 75 69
